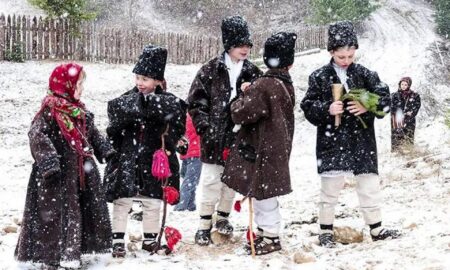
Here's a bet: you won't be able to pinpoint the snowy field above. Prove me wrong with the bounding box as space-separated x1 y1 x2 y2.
1 0 450 269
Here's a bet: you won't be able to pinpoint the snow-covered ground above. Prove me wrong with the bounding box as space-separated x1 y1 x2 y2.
1 0 450 269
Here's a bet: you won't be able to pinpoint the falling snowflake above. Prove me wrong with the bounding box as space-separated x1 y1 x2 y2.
68 67 79 77
267 57 280 68
83 161 93 173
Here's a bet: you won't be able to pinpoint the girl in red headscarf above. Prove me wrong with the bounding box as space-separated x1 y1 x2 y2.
15 63 115 269
391 77 422 152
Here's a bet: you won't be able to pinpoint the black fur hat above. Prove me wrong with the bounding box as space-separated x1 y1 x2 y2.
327 21 359 51
263 32 297 69
132 45 167 81
221 16 253 51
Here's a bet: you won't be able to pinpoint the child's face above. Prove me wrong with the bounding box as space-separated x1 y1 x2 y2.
400 81 409 91
73 72 85 101
135 75 161 94
229 45 251 61
331 46 356 68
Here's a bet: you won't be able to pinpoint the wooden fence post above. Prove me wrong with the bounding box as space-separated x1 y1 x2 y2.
5 15 11 58
116 27 121 63
37 16 43 59
109 28 114 64
20 15 27 59
10 14 16 58
0 14 5 60
54 18 61 59
31 16 37 59
63 18 69 59
47 18 52 59
90 22 94 62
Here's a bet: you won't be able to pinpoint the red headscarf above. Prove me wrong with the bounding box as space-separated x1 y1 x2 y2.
34 63 92 189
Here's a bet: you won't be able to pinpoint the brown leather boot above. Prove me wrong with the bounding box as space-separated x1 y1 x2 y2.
142 240 172 255
371 228 401 241
141 240 159 253
215 219 233 235
246 236 282 256
195 229 212 246
112 243 126 258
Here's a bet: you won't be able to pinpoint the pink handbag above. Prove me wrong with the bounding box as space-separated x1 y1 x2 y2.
152 125 172 180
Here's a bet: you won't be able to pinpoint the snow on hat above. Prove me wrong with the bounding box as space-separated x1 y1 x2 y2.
221 15 253 51
263 32 297 68
133 45 167 81
327 21 359 51
49 62 83 100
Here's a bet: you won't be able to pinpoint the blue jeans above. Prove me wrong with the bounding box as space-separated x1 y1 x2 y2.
174 157 202 211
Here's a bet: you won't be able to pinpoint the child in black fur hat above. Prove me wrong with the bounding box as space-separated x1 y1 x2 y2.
222 32 297 255
301 21 400 248
188 15 262 246
105 45 187 257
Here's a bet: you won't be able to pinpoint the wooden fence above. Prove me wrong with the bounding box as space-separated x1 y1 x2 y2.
0 14 328 65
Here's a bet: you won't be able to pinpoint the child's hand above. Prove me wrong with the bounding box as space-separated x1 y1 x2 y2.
329 101 344 115
347 101 368 116
241 82 251 92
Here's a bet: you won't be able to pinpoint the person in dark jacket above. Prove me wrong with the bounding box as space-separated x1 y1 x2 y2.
391 76 421 152
222 32 297 255
15 63 114 269
188 15 263 246
300 21 400 248
174 113 202 211
105 45 187 257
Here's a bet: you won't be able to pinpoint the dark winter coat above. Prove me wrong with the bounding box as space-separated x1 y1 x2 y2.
188 52 262 165
390 90 421 149
222 69 295 200
15 110 114 265
104 87 187 202
300 59 390 175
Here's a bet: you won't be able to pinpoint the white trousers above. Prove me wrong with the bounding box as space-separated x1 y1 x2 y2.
112 197 161 234
253 197 281 237
319 174 382 226
198 163 235 217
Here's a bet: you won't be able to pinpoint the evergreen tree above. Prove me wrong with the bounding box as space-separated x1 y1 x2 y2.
433 0 450 38
28 0 96 31
445 109 450 129
310 0 378 25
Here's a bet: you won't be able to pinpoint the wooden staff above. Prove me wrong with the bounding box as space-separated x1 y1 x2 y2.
249 198 256 258
153 177 169 255
332 84 344 127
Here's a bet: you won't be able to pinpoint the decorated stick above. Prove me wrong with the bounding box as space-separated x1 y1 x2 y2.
332 84 344 127
249 198 256 258
153 177 169 255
